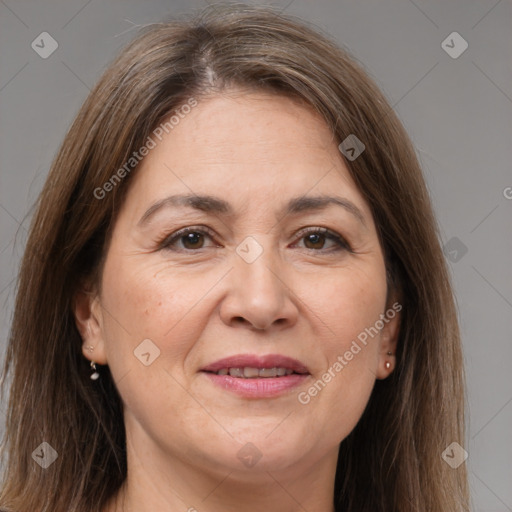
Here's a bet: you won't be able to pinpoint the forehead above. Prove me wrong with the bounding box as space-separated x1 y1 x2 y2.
166 91 337 168
120 90 371 222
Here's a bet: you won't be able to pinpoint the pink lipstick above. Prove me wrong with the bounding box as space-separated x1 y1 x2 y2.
200 354 310 398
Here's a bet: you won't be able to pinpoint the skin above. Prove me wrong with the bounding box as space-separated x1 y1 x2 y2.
74 90 400 512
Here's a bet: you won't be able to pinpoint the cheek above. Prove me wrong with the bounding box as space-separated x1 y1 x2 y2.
98 257 212 421
305 262 387 355
295 263 387 436
103 254 195 333
99 254 224 373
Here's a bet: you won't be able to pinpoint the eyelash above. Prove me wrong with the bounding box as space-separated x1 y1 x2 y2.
158 226 352 253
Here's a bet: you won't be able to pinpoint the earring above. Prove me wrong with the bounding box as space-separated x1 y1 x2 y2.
90 361 100 380
385 351 393 370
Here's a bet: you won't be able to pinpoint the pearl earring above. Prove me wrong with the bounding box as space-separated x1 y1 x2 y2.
385 350 394 370
90 361 100 380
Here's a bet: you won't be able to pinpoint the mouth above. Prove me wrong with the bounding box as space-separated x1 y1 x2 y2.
207 367 305 378
201 353 310 376
200 354 310 398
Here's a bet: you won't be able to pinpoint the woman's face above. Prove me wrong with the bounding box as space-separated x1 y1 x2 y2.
78 90 399 480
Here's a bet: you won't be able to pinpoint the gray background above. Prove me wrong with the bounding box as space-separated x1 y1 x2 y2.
0 0 511 510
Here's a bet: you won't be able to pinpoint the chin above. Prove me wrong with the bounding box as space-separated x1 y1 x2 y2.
216 427 311 473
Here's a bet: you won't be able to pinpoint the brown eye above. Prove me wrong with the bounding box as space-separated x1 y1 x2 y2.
303 233 327 249
160 227 218 252
294 227 351 252
181 232 205 249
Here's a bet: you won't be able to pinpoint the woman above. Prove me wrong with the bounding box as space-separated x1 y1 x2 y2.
0 4 470 511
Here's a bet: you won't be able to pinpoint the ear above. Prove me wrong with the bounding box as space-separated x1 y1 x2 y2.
375 299 402 380
73 285 108 365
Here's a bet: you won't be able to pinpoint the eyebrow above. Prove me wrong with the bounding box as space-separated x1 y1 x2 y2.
137 193 367 227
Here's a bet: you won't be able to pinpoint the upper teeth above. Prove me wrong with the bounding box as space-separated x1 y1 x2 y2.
216 367 295 378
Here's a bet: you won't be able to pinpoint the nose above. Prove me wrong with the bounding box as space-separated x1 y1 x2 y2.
219 242 299 331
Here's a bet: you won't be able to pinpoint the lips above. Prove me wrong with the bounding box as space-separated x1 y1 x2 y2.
200 354 310 398
201 354 310 376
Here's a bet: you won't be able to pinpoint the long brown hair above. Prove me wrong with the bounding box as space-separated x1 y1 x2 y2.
0 4 469 511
